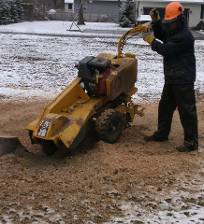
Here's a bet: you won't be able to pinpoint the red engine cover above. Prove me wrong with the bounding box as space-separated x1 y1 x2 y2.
97 69 112 95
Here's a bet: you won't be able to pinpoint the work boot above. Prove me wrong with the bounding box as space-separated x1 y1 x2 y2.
176 141 198 152
144 134 168 142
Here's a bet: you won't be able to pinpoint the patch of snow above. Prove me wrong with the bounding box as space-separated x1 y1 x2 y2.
0 21 129 37
48 9 56 15
0 21 203 103
104 172 204 224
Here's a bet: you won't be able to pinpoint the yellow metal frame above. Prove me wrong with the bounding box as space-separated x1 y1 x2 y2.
117 24 150 58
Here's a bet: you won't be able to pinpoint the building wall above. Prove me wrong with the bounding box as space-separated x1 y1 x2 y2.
137 1 203 28
72 0 121 22
74 1 120 15
187 4 203 28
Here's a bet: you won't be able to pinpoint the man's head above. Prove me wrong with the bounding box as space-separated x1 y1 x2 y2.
162 2 185 30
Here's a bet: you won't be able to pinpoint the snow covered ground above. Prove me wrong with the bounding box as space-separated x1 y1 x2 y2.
0 21 204 102
0 21 204 223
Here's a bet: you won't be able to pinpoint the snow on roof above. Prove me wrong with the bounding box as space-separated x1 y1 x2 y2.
64 0 73 3
83 0 127 1
137 15 151 22
138 0 204 3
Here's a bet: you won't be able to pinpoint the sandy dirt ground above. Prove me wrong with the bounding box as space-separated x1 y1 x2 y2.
0 99 204 223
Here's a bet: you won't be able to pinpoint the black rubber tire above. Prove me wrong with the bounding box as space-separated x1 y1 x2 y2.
41 140 58 156
95 108 124 144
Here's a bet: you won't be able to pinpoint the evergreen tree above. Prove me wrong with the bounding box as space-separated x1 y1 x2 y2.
0 0 12 24
15 0 24 22
10 0 19 22
0 0 23 25
119 1 134 28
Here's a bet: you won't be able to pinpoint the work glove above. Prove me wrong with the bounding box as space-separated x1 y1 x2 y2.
149 8 160 23
142 32 155 45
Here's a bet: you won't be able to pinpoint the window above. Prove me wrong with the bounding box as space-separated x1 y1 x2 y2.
201 5 204 19
68 3 72 10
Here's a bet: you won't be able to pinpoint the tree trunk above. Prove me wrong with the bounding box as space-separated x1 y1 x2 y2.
53 0 56 8
77 0 85 25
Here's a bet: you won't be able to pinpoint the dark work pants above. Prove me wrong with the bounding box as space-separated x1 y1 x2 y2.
155 83 198 148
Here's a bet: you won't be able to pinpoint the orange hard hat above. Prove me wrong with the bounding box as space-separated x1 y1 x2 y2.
163 2 184 23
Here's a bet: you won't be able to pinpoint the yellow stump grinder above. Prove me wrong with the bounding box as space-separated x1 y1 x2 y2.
27 24 149 155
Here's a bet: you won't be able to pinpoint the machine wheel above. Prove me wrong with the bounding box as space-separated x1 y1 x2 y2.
41 140 58 156
95 108 124 143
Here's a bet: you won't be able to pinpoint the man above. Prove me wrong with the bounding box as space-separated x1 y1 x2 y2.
143 1 198 152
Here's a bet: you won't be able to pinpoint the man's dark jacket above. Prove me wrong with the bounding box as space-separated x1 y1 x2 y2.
151 20 196 84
